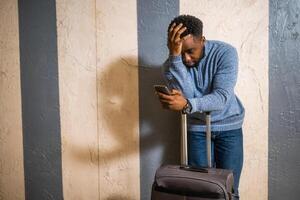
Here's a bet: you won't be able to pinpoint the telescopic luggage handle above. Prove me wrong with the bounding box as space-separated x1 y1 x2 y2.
205 112 212 168
181 112 212 168
181 114 188 165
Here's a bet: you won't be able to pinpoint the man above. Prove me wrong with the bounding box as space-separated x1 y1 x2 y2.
156 15 245 199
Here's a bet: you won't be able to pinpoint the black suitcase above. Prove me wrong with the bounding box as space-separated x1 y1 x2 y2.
151 112 234 200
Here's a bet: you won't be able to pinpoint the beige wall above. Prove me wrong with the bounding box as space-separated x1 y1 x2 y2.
96 1 139 200
56 0 139 199
56 0 99 199
180 1 269 199
0 0 25 199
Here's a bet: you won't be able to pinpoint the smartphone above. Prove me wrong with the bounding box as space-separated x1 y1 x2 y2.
154 85 172 95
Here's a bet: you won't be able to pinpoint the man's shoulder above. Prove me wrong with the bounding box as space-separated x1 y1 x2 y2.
208 40 236 51
206 40 237 60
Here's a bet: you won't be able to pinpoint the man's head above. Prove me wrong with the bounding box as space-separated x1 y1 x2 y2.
168 15 205 67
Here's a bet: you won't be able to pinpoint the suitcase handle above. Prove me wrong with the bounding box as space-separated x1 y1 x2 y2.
181 112 212 168
205 112 212 168
179 165 209 173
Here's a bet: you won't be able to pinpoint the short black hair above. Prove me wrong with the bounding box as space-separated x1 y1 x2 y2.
168 15 203 38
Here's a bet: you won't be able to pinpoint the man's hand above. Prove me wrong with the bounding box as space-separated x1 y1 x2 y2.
156 89 187 111
168 23 190 56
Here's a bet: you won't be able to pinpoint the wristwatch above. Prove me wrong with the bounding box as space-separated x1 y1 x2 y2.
182 99 192 114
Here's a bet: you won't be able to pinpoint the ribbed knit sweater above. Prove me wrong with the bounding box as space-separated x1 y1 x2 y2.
163 40 245 132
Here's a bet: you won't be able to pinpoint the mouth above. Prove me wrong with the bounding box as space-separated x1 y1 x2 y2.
183 58 201 68
184 61 195 67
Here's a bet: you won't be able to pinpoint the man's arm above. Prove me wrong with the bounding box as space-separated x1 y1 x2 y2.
187 47 239 113
162 55 195 98
155 23 194 111
163 22 194 96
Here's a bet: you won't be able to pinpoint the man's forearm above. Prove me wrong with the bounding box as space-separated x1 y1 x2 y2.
163 56 194 98
188 89 233 113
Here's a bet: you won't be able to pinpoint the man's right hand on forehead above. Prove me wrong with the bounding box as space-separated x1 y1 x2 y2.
167 23 190 56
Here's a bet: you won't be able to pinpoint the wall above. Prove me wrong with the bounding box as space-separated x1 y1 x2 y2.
137 1 181 199
0 0 25 199
269 0 300 199
57 0 269 199
0 0 299 200
56 0 140 199
56 0 98 199
96 1 140 199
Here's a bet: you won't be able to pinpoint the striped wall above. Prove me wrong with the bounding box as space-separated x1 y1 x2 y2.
0 0 25 199
0 0 299 200
18 0 63 199
57 0 140 199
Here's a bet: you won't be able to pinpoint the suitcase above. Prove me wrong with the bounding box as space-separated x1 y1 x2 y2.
151 112 234 200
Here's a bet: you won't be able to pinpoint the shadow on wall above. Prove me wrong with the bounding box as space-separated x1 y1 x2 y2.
97 56 140 164
71 56 180 199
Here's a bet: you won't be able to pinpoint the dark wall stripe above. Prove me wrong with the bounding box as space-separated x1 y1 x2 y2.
18 0 63 199
137 0 179 199
269 0 300 199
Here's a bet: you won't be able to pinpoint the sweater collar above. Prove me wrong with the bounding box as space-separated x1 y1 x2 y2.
203 40 211 58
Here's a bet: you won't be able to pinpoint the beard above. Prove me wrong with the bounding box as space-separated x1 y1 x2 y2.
183 58 201 68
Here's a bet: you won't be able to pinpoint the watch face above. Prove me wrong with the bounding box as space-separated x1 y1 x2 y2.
183 102 192 114
186 104 192 113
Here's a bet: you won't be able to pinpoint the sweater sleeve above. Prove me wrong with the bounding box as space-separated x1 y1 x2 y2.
162 55 195 98
188 47 239 113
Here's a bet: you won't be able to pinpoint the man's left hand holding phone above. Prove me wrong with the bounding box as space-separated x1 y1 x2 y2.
154 85 188 111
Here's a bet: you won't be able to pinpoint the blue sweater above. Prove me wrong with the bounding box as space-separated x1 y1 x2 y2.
163 40 245 132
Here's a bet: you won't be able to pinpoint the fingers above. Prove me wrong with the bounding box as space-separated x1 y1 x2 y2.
170 23 184 41
156 92 174 107
170 23 181 41
168 23 177 39
168 23 176 35
173 27 187 43
168 24 188 53
156 92 185 111
156 92 174 101
168 23 189 56
156 90 182 98
159 98 172 104
171 89 182 95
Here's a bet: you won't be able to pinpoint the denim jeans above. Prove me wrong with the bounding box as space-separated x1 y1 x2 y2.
188 128 243 200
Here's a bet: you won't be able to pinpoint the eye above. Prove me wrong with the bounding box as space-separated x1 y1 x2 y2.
187 49 194 54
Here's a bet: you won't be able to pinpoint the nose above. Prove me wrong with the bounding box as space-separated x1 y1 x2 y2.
183 53 192 62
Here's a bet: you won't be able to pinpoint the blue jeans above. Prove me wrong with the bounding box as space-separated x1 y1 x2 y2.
188 128 243 200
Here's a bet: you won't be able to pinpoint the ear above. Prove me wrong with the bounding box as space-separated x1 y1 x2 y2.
198 36 206 45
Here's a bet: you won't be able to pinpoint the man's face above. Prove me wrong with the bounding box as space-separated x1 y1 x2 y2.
181 36 205 68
